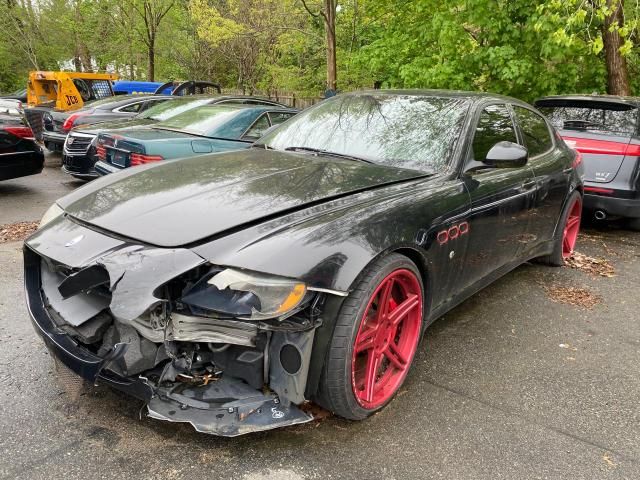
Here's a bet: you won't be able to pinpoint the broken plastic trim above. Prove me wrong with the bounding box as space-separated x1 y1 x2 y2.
93 342 128 384
146 377 312 436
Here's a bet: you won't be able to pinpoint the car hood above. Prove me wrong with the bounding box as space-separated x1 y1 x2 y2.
75 118 156 134
57 149 426 247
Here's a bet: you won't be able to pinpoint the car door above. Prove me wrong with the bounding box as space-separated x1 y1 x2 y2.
459 103 537 292
512 105 569 246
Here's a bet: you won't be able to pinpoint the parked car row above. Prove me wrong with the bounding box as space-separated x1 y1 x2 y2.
62 95 293 179
25 90 588 437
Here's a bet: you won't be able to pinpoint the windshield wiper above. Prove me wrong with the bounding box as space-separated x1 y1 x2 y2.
284 146 373 164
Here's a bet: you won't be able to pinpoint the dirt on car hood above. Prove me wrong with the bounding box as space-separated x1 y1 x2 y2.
58 148 425 247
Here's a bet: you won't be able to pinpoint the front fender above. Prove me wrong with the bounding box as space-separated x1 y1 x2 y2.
191 177 469 295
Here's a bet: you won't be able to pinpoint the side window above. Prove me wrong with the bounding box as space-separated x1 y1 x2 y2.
472 104 518 161
117 102 143 113
514 106 553 157
242 114 271 140
139 99 167 112
268 111 295 126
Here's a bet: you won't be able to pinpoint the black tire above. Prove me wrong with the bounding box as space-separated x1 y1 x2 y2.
537 190 582 266
627 218 640 232
314 253 424 420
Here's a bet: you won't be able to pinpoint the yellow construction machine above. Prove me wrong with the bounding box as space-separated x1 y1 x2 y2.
27 71 119 111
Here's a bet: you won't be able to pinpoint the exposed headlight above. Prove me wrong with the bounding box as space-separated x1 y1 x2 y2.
180 268 307 320
39 203 64 229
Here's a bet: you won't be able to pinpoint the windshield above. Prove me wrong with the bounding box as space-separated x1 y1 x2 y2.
139 97 215 121
154 105 243 136
260 94 470 172
538 101 638 135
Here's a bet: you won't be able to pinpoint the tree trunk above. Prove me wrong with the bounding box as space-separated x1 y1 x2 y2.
324 0 337 92
148 41 155 81
603 0 630 95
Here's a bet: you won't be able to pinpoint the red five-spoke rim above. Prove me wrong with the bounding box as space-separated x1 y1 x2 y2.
351 269 423 409
562 196 582 259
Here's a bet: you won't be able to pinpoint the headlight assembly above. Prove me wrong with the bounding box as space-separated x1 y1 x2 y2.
39 203 64 229
179 268 307 321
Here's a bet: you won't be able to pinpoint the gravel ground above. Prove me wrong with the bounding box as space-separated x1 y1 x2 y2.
0 158 638 479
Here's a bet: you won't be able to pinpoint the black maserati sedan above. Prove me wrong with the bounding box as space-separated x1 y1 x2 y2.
24 91 582 436
535 95 640 230
0 114 44 181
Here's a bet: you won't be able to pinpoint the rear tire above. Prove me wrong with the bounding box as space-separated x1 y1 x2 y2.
627 218 640 232
537 191 582 266
314 254 424 420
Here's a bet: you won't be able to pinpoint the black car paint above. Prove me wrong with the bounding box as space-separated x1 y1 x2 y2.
0 116 44 181
24 91 581 435
535 95 640 220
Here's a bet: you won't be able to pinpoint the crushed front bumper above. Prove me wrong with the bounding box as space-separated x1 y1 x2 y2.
24 247 153 401
23 243 313 436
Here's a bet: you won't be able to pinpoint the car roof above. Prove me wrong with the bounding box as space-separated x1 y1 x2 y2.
535 94 640 108
343 89 535 108
187 104 296 113
86 94 173 109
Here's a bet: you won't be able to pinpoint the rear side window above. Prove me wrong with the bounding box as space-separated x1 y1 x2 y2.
118 102 143 113
537 101 637 135
268 111 295 126
514 107 553 156
243 114 271 140
472 104 517 161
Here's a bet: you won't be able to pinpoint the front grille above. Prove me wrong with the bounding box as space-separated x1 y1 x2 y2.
65 133 94 153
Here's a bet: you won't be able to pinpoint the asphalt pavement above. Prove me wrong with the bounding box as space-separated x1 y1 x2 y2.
0 156 638 479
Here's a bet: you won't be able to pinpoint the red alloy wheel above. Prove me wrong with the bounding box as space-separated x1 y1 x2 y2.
351 269 423 409
562 196 582 259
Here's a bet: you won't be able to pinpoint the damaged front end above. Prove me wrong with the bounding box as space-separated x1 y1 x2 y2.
24 215 329 436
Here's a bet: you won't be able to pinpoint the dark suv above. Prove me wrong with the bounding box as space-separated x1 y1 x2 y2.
535 95 640 230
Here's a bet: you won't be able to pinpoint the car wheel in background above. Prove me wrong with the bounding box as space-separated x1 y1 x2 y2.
315 254 424 420
537 190 583 266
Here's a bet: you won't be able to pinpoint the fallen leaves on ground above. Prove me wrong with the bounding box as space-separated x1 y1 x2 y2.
565 251 615 277
300 401 333 422
603 453 617 469
0 221 38 243
544 285 602 309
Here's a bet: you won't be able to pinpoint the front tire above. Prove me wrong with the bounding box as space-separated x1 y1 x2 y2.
537 191 582 266
315 254 424 420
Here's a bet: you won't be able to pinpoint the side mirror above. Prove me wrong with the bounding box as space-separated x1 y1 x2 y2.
484 141 528 168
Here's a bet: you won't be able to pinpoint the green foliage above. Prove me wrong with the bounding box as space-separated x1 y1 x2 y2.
0 0 637 98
